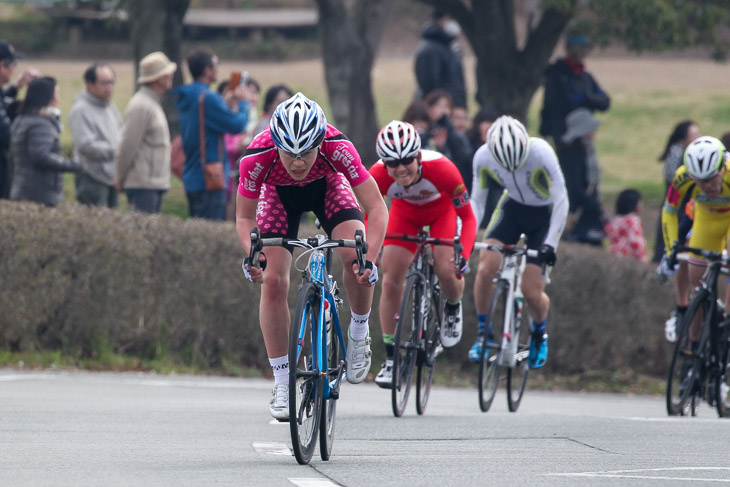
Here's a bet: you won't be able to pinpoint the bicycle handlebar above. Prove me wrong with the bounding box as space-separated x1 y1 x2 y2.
385 231 463 278
473 241 539 258
247 227 369 274
672 242 730 264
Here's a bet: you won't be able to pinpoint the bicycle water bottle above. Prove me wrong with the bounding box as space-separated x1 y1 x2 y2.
324 298 333 349
514 295 524 322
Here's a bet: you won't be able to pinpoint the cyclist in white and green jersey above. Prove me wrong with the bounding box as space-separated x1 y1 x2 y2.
469 115 569 369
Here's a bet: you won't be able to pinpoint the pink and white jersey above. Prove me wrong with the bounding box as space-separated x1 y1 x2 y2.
238 124 370 198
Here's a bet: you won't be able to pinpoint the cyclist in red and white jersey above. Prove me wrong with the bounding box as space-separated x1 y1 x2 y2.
470 115 568 369
368 120 477 387
236 92 388 419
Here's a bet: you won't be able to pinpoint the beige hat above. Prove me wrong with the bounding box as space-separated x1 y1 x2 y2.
137 51 177 84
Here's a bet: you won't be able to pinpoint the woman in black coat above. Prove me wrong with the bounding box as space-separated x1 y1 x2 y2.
10 76 83 206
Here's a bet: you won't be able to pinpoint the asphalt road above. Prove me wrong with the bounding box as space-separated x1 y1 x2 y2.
1 370 730 486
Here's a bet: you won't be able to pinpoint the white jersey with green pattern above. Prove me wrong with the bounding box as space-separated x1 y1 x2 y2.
470 137 569 249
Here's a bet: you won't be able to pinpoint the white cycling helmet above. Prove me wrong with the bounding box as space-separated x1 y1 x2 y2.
375 120 421 161
486 115 530 171
270 92 327 154
684 136 726 180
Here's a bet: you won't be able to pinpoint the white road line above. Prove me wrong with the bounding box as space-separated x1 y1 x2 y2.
544 467 730 482
0 374 56 381
269 419 289 425
129 379 249 389
288 479 341 487
252 442 292 456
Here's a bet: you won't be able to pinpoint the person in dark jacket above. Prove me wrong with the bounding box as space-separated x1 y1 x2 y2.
173 47 247 220
467 107 502 228
414 9 467 122
421 89 473 193
10 77 83 206
539 34 610 147
0 40 37 199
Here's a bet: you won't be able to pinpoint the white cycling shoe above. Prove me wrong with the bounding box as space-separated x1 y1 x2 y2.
374 359 393 389
346 332 372 384
440 303 463 348
269 384 289 421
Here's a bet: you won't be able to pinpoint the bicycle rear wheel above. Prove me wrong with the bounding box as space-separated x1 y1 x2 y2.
289 282 322 465
416 274 439 415
666 290 708 416
506 303 530 412
392 274 420 417
479 280 507 413
320 304 342 460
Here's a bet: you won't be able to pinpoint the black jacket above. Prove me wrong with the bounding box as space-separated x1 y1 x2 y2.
539 58 610 142
0 85 19 198
10 112 83 206
414 23 467 108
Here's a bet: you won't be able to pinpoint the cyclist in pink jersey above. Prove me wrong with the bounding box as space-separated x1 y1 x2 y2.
368 120 477 388
235 92 388 420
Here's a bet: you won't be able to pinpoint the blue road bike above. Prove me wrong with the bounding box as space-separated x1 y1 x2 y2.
248 227 368 464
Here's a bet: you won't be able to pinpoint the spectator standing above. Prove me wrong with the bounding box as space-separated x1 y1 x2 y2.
559 108 605 245
173 47 247 221
244 77 260 135
467 107 501 228
539 34 610 147
216 78 254 219
652 120 700 262
249 84 293 138
604 189 648 262
116 52 177 214
69 63 123 208
414 9 467 123
0 40 37 198
422 89 472 192
10 77 83 206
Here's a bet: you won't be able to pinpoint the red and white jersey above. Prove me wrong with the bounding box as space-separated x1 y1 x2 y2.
237 124 370 199
369 150 477 259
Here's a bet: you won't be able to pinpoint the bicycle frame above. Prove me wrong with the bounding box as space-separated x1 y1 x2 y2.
495 251 526 368
473 241 535 368
299 246 347 400
670 245 730 415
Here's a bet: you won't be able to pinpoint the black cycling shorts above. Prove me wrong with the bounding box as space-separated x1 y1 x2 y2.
484 195 551 266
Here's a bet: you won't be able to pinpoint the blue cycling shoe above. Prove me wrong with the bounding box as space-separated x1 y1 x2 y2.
468 337 484 363
528 333 548 369
468 334 494 363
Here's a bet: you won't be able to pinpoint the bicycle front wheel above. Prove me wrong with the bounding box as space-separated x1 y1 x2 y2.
320 304 342 460
289 282 322 465
506 302 530 412
666 289 708 416
416 274 439 415
715 319 730 417
479 280 507 413
392 274 420 417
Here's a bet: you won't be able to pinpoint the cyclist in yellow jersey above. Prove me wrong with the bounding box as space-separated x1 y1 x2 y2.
661 135 730 342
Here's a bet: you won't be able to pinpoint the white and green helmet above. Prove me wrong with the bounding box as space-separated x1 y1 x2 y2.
684 136 726 179
486 115 530 172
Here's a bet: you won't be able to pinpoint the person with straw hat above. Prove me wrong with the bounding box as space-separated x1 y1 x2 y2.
116 51 177 213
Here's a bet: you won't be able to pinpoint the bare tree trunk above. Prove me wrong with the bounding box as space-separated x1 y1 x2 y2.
127 0 190 135
315 0 392 166
416 0 573 125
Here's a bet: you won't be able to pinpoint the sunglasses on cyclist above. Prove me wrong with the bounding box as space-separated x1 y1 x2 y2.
383 157 416 168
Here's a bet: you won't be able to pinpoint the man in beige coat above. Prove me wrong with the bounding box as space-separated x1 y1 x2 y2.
116 51 176 213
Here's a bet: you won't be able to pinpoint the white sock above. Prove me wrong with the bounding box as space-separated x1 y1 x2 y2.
348 310 370 340
269 355 289 385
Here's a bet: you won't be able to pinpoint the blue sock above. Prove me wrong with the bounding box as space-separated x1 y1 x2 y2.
531 319 546 336
477 313 488 333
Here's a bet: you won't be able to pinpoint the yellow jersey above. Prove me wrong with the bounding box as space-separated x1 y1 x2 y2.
662 162 730 254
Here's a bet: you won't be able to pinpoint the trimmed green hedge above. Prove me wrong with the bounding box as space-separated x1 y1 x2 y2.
0 201 674 378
